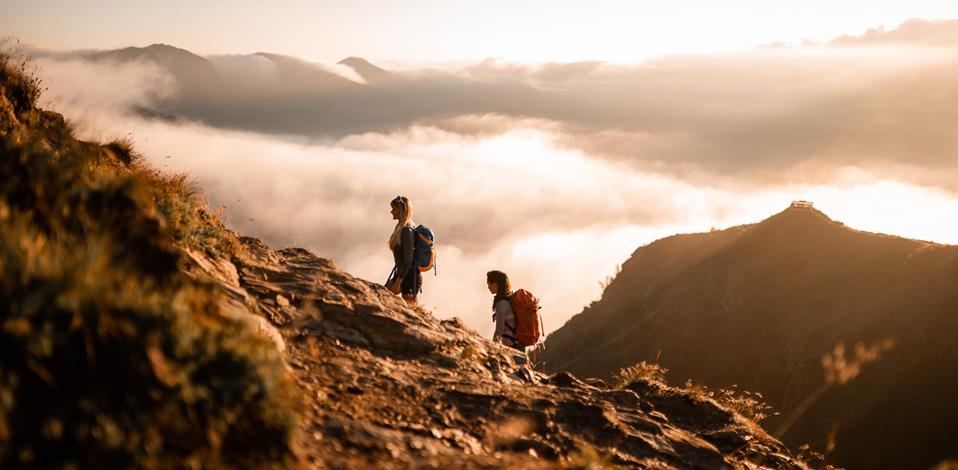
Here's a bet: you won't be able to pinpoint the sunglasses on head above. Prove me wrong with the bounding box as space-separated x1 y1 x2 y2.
391 196 405 206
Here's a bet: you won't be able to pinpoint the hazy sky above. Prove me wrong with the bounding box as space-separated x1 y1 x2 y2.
5 1 958 62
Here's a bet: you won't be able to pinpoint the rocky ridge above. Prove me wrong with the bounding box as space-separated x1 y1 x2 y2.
186 237 807 469
1 49 806 468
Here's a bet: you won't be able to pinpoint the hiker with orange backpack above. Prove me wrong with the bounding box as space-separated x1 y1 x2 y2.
486 270 542 353
385 196 436 306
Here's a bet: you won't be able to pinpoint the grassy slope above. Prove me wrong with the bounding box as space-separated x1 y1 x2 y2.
0 49 299 469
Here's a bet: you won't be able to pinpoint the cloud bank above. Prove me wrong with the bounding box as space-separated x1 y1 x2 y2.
27 19 958 335
31 19 958 190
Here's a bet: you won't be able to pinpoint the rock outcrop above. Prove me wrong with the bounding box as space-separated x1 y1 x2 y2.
187 237 807 469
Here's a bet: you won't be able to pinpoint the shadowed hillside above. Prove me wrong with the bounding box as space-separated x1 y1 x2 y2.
544 204 958 470
0 47 814 468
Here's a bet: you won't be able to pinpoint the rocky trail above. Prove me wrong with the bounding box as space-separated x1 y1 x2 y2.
186 237 807 469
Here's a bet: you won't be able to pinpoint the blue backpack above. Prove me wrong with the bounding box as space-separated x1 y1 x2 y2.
412 224 436 274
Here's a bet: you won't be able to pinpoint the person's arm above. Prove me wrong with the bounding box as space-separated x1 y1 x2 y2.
398 226 414 276
493 300 511 342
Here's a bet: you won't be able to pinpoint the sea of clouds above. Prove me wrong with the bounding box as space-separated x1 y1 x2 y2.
29 19 958 336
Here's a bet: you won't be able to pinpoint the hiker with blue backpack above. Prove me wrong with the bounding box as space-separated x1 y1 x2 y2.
385 195 435 305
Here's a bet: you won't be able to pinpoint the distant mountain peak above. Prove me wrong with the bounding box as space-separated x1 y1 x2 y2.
145 43 183 51
107 43 209 63
337 56 393 82
761 201 839 229
777 200 830 217
337 56 373 67
115 43 204 60
93 44 219 96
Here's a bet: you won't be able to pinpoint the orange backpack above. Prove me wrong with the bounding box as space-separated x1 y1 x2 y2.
508 289 542 347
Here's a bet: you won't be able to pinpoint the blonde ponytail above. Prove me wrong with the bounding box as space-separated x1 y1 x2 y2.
388 196 414 248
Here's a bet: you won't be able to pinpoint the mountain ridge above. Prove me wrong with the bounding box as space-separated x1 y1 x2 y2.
543 203 958 470
0 47 812 469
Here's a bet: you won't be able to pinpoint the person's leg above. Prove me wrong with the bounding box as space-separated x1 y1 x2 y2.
400 270 419 306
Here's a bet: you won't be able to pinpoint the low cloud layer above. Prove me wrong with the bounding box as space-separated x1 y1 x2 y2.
33 57 174 134
30 19 958 192
830 18 958 47
26 19 958 335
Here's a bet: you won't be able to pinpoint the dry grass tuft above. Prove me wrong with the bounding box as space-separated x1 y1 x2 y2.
0 38 42 117
683 381 777 424
104 136 140 166
611 361 668 388
614 358 776 424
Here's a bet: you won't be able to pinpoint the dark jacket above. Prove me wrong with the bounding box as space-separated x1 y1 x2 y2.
391 225 415 279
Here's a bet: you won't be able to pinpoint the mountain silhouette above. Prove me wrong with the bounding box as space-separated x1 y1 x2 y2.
72 44 424 135
544 203 958 469
255 52 363 90
33 44 570 139
91 43 221 96
338 56 395 83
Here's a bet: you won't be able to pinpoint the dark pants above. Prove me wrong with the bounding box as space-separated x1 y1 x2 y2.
388 267 421 300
